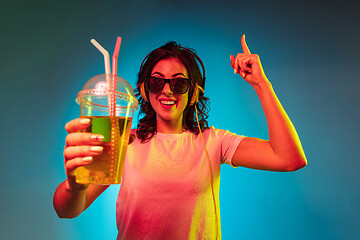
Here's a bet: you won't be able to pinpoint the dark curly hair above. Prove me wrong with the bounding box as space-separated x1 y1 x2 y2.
136 41 210 142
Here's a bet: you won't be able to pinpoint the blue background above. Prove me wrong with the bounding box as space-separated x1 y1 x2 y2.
1 0 359 239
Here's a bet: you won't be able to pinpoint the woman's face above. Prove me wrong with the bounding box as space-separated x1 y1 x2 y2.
149 57 189 130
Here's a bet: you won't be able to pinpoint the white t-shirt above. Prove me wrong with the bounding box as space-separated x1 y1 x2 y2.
116 126 245 239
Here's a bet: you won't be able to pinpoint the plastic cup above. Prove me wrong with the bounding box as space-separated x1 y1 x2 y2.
74 74 138 184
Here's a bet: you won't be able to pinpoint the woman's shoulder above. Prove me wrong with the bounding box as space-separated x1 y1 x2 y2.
205 126 226 134
197 126 226 139
205 126 244 138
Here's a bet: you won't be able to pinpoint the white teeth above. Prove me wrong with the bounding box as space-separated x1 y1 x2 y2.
160 100 175 105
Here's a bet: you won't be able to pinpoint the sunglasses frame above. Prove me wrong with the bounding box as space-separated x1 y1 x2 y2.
145 76 192 94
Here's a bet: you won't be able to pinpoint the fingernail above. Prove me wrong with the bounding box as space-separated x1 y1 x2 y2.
91 135 104 142
80 118 90 125
234 68 237 74
83 156 93 162
90 146 103 152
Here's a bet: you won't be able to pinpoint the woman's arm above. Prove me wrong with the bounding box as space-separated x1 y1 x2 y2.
53 118 109 218
53 180 109 218
230 35 307 171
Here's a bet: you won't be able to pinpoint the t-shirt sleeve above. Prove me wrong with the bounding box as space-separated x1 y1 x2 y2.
215 128 245 167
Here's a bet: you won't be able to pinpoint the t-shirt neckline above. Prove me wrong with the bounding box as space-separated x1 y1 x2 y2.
155 130 191 139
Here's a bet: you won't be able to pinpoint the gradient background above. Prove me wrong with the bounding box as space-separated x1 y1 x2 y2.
1 0 359 239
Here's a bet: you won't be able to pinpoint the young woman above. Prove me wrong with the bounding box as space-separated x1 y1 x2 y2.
53 35 307 239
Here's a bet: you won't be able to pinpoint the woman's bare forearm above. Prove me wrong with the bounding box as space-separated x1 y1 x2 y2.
254 80 307 170
53 180 88 218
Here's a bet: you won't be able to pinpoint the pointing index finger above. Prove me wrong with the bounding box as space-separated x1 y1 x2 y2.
241 34 251 54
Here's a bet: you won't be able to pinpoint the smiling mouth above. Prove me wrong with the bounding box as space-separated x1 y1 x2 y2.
159 100 176 106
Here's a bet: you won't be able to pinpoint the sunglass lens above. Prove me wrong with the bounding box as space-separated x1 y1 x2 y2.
148 77 164 93
171 78 189 94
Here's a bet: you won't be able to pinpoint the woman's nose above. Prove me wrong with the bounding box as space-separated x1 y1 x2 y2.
162 83 173 95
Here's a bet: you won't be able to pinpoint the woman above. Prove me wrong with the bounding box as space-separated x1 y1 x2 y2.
53 35 307 239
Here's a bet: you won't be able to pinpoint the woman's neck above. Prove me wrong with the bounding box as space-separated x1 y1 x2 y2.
156 116 185 134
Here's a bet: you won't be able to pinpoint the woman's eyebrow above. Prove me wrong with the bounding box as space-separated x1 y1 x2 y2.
151 72 164 77
172 73 186 78
151 72 186 78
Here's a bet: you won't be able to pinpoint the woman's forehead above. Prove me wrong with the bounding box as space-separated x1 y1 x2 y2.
151 57 188 77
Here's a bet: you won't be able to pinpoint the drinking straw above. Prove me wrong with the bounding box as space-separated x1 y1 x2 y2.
90 39 113 116
110 37 122 116
90 39 111 76
112 37 122 76
110 37 122 182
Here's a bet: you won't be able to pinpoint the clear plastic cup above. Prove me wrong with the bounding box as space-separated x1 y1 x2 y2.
74 74 138 184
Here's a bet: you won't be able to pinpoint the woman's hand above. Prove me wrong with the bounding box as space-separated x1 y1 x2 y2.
63 118 104 191
230 34 269 86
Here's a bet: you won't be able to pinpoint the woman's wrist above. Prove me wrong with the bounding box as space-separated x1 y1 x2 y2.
252 78 272 93
65 178 89 193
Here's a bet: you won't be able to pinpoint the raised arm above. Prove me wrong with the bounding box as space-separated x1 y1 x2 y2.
230 35 307 172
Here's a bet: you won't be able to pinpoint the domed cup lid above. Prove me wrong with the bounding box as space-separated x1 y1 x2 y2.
76 74 138 114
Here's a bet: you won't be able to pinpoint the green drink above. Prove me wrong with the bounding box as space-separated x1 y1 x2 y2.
74 116 132 184
75 74 138 184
